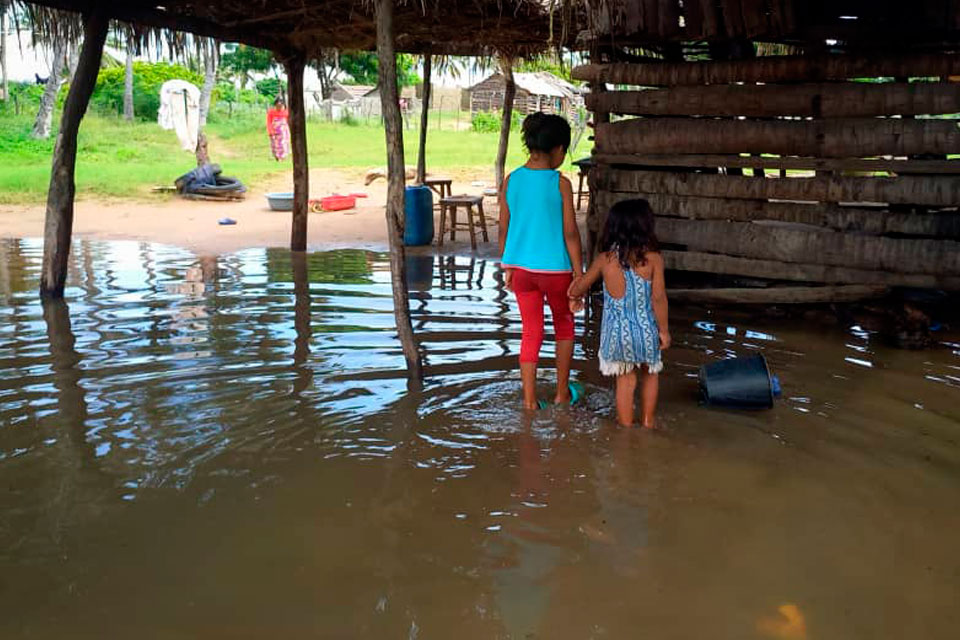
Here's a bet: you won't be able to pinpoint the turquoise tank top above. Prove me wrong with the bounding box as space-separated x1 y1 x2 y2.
501 167 572 273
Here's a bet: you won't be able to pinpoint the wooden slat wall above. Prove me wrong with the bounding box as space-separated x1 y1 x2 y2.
579 53 960 299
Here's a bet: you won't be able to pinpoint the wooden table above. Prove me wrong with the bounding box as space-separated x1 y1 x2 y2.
423 176 453 201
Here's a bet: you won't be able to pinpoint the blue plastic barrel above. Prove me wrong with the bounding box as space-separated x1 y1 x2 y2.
405 255 434 292
404 185 434 246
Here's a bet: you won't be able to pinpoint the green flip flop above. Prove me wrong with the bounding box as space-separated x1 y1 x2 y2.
537 382 586 410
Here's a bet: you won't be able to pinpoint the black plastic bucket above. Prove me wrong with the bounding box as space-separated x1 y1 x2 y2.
699 354 778 409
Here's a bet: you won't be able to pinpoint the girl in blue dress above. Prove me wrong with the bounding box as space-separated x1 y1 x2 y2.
568 199 671 427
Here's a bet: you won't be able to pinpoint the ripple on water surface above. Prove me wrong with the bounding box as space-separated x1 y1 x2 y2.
1 238 959 639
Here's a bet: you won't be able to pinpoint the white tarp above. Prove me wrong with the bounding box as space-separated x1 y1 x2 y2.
158 80 201 151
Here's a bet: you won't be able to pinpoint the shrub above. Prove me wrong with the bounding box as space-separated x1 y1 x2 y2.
255 77 283 100
0 82 44 115
92 62 205 121
471 110 499 133
471 109 524 133
339 111 360 126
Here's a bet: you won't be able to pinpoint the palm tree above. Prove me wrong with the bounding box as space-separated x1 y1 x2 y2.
1 1 9 102
122 25 134 121
198 37 218 127
32 38 75 138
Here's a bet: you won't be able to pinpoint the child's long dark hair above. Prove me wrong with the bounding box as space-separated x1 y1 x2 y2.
599 198 659 269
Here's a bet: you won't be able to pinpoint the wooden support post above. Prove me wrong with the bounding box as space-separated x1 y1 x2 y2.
286 54 308 251
586 79 609 263
416 53 431 184
495 56 516 190
376 0 423 382
39 8 108 299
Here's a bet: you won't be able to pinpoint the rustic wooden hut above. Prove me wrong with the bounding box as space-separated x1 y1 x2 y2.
469 71 583 120
575 0 960 303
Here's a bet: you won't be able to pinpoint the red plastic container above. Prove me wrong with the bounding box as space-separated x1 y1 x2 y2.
320 195 356 211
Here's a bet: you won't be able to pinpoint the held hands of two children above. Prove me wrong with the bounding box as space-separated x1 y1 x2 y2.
567 274 586 314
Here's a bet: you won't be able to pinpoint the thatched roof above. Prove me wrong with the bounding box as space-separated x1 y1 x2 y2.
14 1 960 61
17 0 578 57
584 0 960 53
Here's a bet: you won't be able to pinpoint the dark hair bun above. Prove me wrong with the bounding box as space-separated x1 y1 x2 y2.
522 113 571 153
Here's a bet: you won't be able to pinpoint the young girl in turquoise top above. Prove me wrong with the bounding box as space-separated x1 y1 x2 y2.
499 113 584 410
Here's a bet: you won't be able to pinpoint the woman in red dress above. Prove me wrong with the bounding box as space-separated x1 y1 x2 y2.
266 96 291 161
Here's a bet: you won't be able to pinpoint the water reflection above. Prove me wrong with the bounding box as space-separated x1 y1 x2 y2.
1 238 959 638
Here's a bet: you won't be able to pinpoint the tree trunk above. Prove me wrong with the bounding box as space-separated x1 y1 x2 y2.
416 53 431 184
199 38 217 127
285 55 308 252
595 168 960 207
572 53 960 86
123 32 134 121
494 56 516 190
594 117 960 158
40 8 109 298
1 11 8 102
590 152 960 175
32 39 68 139
376 0 423 381
654 217 960 275
586 82 960 118
662 250 960 290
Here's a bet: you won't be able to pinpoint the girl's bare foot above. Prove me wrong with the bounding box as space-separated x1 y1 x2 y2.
554 389 571 404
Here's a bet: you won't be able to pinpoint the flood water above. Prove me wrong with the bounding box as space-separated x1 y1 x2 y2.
1 238 959 639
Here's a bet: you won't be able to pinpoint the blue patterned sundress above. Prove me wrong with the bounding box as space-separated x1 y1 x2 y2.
599 267 663 376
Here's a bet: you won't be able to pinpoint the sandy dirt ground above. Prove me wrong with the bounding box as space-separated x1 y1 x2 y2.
0 167 583 258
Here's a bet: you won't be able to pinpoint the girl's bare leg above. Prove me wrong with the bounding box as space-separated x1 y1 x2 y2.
615 370 637 426
554 339 573 404
520 361 539 410
640 366 659 428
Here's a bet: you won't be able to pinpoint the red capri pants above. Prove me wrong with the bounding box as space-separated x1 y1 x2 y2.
512 268 575 363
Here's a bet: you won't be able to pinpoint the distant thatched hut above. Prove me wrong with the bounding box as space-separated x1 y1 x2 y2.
468 71 582 121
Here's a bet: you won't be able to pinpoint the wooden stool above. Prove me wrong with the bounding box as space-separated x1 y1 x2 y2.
438 195 488 250
573 157 594 211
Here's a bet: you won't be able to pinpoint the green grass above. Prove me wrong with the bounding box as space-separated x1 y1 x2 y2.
0 109 585 204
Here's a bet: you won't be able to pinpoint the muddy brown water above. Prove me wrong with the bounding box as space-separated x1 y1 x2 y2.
1 238 959 639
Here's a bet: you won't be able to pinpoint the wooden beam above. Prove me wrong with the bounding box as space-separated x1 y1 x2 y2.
572 53 960 85
376 0 423 381
586 82 960 118
594 117 960 158
663 250 960 289
591 152 960 175
669 285 889 304
595 168 960 207
416 53 431 184
286 55 308 252
655 218 960 275
39 7 108 298
593 191 960 237
495 56 516 190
